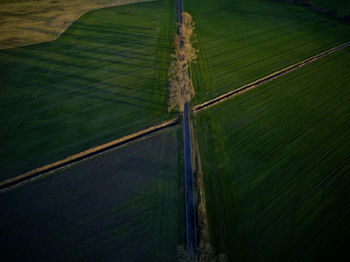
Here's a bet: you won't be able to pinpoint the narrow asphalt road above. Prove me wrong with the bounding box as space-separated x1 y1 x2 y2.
178 0 197 256
183 101 197 255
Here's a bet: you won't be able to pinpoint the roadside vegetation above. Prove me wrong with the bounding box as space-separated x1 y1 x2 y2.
0 0 176 180
195 47 350 261
168 12 197 112
0 128 184 261
185 0 350 104
0 0 151 49
1 0 350 261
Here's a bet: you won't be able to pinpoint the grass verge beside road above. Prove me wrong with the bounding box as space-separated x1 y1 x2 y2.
195 47 350 261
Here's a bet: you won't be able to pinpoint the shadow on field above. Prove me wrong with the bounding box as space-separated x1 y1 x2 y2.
0 127 182 261
0 2 175 179
1 20 169 111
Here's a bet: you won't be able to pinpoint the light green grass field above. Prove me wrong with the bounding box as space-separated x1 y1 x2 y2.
0 127 184 261
195 47 350 261
0 0 176 180
185 0 350 104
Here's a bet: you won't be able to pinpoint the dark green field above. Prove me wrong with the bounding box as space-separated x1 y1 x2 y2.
310 0 350 17
0 0 175 180
185 0 350 104
0 127 183 261
195 47 350 261
1 0 350 261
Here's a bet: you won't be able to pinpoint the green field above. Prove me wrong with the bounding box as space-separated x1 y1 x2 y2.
0 127 184 261
0 0 175 180
195 47 350 261
185 0 350 104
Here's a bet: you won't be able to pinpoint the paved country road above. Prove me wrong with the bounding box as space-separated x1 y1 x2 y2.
178 0 197 256
183 101 197 255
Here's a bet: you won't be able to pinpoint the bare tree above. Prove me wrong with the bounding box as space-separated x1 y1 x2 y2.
168 12 197 113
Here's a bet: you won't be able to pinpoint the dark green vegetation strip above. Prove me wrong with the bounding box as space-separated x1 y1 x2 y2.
0 0 176 180
309 0 350 17
185 0 350 104
195 47 350 261
0 127 183 261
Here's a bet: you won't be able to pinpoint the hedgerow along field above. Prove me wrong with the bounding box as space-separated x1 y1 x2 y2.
0 0 176 181
185 0 350 104
0 127 184 261
195 47 350 261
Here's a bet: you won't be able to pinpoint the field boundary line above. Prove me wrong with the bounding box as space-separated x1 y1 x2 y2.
55 0 156 39
0 118 178 191
194 40 350 113
0 0 156 50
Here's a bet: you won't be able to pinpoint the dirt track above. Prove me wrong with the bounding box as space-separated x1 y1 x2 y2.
194 40 350 113
2 40 349 191
1 12 349 197
0 118 178 191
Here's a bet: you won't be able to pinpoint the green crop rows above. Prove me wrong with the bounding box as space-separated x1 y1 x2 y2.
195 47 350 261
0 0 176 180
185 0 350 104
0 127 184 261
1 0 350 260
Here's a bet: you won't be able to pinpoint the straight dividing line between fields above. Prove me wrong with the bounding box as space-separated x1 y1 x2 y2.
0 0 156 50
193 40 350 113
0 118 178 191
2 40 348 191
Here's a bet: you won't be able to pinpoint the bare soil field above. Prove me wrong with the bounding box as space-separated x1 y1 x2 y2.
0 0 151 49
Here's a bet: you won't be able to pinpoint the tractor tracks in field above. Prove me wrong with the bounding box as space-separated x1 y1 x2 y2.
194 40 350 113
1 37 349 194
0 118 178 192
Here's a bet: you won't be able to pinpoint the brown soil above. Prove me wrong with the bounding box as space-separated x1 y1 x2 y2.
0 0 152 49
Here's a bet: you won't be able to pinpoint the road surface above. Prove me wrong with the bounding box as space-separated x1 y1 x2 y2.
183 101 197 255
178 0 197 256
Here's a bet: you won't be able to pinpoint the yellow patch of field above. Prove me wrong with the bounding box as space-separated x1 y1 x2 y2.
0 0 153 49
